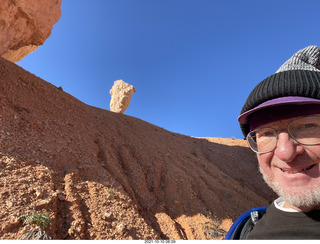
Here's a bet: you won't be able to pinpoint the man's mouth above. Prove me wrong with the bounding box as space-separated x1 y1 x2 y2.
280 164 316 174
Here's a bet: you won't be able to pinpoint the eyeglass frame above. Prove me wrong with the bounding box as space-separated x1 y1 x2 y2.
246 115 320 154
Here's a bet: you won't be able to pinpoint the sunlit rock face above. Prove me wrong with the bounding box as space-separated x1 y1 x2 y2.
110 80 136 114
0 0 62 62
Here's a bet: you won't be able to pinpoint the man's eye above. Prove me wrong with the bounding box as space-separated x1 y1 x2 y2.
295 123 320 134
303 123 316 129
257 130 274 137
264 131 274 136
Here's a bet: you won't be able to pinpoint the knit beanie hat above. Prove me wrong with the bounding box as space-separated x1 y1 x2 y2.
238 45 320 137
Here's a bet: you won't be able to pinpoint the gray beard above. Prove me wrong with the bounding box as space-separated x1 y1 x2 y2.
259 165 320 209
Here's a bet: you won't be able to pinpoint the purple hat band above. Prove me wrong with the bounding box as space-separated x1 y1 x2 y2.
238 96 320 125
250 104 320 131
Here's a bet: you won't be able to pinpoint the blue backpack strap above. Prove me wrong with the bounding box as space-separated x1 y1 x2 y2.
224 206 268 240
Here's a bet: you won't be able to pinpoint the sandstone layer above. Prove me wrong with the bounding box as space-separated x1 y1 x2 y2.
0 0 62 62
110 80 136 114
0 57 275 240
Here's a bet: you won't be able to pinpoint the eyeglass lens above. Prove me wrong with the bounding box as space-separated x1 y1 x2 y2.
247 116 320 153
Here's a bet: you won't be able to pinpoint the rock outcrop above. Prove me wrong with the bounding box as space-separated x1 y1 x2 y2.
0 57 276 240
110 80 136 114
0 0 62 62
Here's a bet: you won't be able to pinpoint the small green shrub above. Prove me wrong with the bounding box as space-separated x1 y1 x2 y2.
19 213 52 240
106 185 116 198
19 212 52 230
202 212 226 239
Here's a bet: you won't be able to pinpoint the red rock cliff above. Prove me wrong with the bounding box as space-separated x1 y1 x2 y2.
0 57 275 239
0 0 62 62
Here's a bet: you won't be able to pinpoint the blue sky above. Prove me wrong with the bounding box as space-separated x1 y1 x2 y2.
18 0 320 139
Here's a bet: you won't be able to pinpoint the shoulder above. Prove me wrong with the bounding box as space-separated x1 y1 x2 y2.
247 204 320 239
225 206 268 240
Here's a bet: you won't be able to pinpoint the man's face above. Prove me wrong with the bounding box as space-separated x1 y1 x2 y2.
257 115 320 211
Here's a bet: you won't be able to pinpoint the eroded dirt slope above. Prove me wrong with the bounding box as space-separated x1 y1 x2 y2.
0 57 275 240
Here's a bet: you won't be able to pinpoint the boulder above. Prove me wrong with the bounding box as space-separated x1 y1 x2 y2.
0 0 62 62
110 80 136 113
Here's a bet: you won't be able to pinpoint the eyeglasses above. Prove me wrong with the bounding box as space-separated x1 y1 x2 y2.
246 115 320 153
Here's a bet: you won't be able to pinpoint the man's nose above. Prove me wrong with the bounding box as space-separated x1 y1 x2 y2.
274 131 305 162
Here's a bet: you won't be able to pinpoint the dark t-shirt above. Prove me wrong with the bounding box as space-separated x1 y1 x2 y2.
248 203 320 239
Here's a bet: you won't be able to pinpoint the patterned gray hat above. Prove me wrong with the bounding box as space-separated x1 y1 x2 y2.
276 45 320 73
238 45 320 137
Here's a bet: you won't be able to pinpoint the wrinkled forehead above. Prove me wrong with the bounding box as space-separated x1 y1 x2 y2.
249 104 320 131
